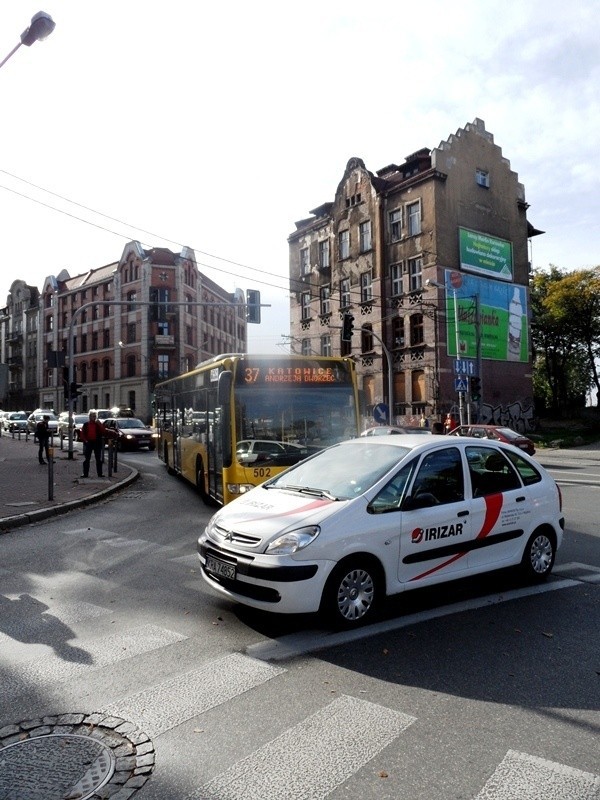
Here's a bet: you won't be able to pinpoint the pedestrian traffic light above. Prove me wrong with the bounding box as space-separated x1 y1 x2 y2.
70 381 83 398
470 376 482 402
246 289 261 324
341 312 355 342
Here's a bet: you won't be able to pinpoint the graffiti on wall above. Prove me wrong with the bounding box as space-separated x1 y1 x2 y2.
478 399 536 433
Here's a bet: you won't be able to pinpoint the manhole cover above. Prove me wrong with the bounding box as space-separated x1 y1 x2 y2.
0 734 115 800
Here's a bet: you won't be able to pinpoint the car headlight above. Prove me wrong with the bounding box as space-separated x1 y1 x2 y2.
126 434 134 439
265 526 320 555
226 483 255 495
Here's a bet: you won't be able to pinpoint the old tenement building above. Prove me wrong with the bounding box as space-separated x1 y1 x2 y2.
288 118 542 431
0 241 247 421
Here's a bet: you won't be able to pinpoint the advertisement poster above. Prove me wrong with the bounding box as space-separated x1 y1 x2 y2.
459 228 513 281
441 270 528 362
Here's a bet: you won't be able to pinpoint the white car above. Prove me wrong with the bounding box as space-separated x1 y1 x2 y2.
198 435 564 627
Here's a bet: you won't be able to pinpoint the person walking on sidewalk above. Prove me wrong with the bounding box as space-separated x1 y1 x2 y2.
80 410 107 478
36 415 51 464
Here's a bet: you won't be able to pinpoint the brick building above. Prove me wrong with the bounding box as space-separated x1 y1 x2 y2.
1 241 247 421
288 118 542 431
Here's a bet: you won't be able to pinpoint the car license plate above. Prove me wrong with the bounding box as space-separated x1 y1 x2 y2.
205 554 236 580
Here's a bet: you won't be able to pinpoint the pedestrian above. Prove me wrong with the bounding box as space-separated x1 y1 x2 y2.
80 410 107 478
419 413 429 429
444 413 456 434
36 415 51 464
431 421 444 434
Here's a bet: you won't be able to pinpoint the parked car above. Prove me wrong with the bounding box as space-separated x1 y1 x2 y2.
198 435 563 628
361 426 433 436
448 424 536 455
5 411 29 433
27 411 59 437
58 412 89 442
103 417 158 450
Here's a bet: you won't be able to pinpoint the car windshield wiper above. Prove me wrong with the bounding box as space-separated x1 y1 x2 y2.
271 484 339 501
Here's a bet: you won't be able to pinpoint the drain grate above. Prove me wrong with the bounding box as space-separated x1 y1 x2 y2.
0 713 154 799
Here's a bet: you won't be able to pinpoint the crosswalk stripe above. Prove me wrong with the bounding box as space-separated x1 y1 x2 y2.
474 750 600 799
0 624 186 701
191 694 416 800
103 653 285 737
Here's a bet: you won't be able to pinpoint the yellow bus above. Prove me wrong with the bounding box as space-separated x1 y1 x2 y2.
154 353 361 505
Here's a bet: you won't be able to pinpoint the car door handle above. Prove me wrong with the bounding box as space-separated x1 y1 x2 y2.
516 496 526 502
457 509 469 517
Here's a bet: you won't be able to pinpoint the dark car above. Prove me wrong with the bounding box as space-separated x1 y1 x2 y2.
448 424 536 455
103 417 158 450
5 411 29 433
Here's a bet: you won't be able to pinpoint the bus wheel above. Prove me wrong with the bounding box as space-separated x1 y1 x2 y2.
196 457 209 503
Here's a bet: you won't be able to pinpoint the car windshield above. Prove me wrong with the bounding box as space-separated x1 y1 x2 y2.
11 413 27 420
117 419 145 429
266 442 410 500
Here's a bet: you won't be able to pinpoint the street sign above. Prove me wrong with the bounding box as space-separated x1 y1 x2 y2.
454 376 468 393
454 358 477 377
373 403 389 423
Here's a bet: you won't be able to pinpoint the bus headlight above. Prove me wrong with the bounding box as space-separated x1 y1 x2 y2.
227 483 254 495
265 526 320 555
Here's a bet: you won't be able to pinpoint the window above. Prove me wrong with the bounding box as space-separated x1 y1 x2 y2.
127 354 136 377
158 354 169 378
103 359 110 381
301 292 311 321
407 201 421 236
320 285 331 316
340 278 350 309
392 317 405 348
476 169 490 188
410 447 464 506
467 447 521 497
359 220 372 252
103 329 110 348
360 271 372 303
339 229 350 260
81 333 87 352
389 209 402 242
300 247 310 276
301 338 311 356
127 290 137 311
81 363 87 382
319 240 330 269
410 313 424 346
391 263 403 296
157 321 169 335
408 256 423 291
127 322 136 344
320 334 332 357
91 361 98 382
361 324 373 353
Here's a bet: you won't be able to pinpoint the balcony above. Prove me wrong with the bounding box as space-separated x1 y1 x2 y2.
154 334 175 348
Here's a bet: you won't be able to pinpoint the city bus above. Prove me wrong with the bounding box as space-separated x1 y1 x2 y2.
154 353 361 505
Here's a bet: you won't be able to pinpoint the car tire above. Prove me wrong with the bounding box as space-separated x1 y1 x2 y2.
321 557 382 629
521 527 556 581
164 444 175 475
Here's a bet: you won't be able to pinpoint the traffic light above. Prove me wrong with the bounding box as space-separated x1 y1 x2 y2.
341 312 355 342
70 381 83 398
470 376 482 402
246 289 261 324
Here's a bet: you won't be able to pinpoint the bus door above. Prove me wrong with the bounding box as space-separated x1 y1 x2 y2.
173 408 182 472
206 371 232 503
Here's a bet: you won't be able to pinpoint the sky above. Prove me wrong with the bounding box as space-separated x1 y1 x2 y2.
1 1 598 354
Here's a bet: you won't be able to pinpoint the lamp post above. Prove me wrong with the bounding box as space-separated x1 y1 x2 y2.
0 12 56 71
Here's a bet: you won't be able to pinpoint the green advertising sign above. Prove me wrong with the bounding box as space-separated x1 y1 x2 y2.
459 228 513 280
443 272 528 363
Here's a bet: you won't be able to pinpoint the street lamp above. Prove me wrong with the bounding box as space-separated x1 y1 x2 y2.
0 11 56 71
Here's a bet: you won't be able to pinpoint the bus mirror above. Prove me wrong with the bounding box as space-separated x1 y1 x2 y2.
218 370 233 467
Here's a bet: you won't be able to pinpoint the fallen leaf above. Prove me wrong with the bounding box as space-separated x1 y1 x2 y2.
382 648 389 655
378 771 389 778
542 631 554 638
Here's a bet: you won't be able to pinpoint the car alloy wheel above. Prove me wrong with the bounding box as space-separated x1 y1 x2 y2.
522 529 555 580
323 560 380 627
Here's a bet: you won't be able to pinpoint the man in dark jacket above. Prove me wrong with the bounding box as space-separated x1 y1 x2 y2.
36 415 51 464
80 410 107 478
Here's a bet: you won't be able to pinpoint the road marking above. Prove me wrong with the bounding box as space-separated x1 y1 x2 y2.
554 562 600 583
474 750 600 799
247 578 580 662
0 624 186 701
103 653 285 737
191 694 415 800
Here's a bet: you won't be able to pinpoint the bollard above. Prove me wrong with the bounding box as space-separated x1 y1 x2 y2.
48 446 54 500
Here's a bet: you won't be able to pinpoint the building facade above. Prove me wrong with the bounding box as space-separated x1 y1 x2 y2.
1 241 247 421
288 119 541 432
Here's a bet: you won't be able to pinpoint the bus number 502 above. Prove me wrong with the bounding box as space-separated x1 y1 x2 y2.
253 467 271 479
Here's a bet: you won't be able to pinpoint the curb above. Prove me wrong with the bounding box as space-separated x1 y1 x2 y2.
0 468 139 533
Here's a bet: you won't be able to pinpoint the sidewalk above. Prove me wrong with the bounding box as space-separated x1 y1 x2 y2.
0 431 138 533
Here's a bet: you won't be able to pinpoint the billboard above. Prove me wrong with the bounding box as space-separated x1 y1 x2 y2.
441 270 528 363
459 227 513 281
